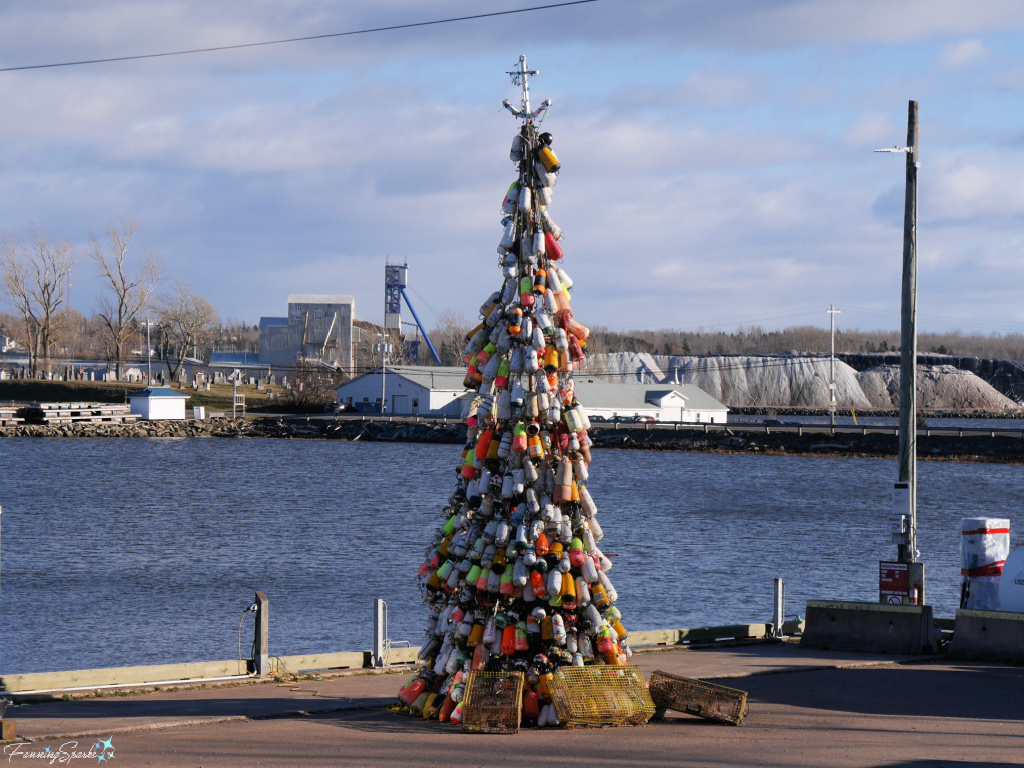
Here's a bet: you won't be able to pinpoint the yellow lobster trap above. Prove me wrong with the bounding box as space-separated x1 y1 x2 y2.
549 665 655 728
461 671 524 734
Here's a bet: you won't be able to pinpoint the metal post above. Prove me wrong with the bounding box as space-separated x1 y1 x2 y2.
898 101 919 568
253 591 269 675
146 318 152 384
232 378 237 419
773 578 785 638
827 305 840 428
373 599 386 667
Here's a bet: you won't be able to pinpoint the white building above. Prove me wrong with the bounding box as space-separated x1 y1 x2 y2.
335 366 471 417
128 386 190 420
572 378 729 423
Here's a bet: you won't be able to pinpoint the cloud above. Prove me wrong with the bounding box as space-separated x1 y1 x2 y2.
926 152 1024 226
937 39 989 69
4 2 1024 334
842 111 898 146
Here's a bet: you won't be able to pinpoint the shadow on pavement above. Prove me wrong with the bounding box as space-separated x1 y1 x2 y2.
725 663 1024 721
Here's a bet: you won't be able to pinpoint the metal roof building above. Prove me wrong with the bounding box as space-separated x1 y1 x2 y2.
335 365 471 417
572 378 729 423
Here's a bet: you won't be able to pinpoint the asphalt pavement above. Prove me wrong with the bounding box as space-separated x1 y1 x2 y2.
5 642 1023 768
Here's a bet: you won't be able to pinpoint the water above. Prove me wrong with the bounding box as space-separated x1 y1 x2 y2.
2 438 1021 674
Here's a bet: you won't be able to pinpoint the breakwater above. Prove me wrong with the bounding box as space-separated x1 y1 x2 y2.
5 415 1024 463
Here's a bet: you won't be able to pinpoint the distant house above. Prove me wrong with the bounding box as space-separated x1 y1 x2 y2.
128 387 190 420
572 378 729 423
335 366 471 417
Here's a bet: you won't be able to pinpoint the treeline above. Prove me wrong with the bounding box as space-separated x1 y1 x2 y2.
1 218 233 379
582 325 1024 362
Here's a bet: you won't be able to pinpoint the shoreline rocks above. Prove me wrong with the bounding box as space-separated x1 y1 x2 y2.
4 415 1024 464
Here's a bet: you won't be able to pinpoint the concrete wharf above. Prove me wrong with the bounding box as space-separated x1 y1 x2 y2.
4 643 1021 768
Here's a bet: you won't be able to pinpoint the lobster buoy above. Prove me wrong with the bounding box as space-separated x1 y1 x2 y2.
501 182 518 215
544 230 563 261
537 146 560 173
510 134 525 163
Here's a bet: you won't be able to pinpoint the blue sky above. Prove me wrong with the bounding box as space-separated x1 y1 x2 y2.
3 1 1024 336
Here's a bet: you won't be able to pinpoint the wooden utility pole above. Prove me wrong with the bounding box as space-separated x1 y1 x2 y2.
897 101 919 567
875 100 924 604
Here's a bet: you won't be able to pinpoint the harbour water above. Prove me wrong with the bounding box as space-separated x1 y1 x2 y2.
2 438 1021 674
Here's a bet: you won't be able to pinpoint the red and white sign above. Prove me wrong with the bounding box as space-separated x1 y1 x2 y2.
879 561 910 604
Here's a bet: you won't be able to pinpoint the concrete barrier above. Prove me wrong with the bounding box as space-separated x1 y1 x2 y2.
801 601 938 655
949 609 1024 664
0 620 812 694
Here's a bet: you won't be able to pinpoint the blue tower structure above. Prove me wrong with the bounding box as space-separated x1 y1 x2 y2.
385 259 442 365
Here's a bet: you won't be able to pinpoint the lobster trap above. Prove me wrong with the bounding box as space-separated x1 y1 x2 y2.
549 665 655 728
648 670 748 725
461 671 524 734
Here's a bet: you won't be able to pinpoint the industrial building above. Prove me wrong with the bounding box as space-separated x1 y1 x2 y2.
259 295 354 375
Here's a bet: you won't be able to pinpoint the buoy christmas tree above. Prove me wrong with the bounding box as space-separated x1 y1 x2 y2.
399 56 630 727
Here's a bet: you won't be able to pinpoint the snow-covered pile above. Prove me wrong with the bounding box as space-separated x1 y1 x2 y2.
857 365 1018 410
584 353 1019 410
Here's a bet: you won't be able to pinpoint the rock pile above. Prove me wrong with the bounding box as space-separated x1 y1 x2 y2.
586 353 1020 411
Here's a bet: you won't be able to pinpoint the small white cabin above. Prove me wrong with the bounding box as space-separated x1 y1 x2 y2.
128 386 190 420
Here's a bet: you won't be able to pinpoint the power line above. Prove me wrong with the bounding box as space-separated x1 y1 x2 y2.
0 1 600 73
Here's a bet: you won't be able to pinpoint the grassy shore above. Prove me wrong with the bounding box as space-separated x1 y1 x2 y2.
0 380 276 413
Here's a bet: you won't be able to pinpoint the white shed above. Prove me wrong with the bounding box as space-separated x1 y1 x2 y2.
128 386 190 420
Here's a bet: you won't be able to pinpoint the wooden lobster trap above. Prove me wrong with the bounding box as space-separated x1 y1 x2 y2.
648 669 748 725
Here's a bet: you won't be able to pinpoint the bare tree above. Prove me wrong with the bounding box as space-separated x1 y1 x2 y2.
353 322 414 373
430 310 473 366
283 360 343 412
158 282 219 379
1 227 76 377
91 217 161 379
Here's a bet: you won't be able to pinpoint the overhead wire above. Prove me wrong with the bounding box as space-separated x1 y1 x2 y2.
0 1 600 73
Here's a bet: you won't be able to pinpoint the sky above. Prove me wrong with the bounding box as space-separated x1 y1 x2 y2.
3 0 1024 337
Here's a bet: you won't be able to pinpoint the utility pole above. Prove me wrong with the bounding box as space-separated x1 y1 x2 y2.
827 305 840 428
876 100 923 602
380 330 387 415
